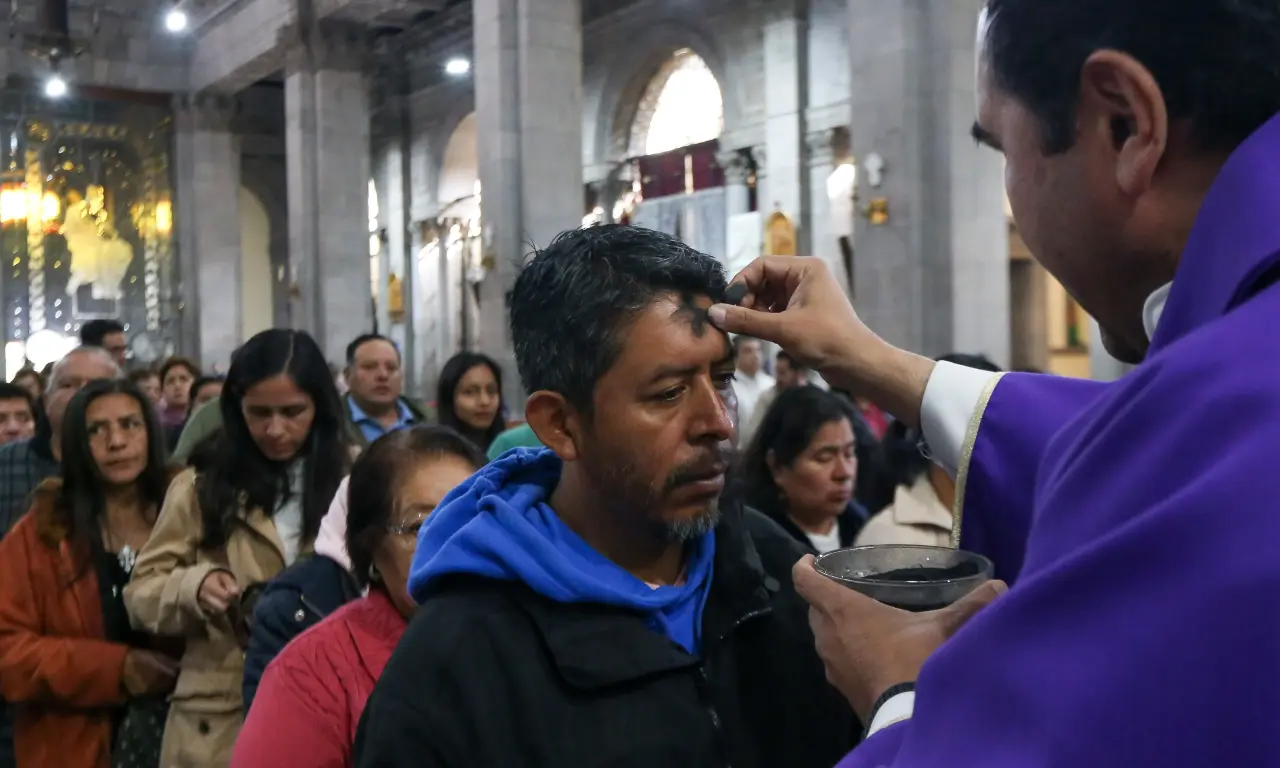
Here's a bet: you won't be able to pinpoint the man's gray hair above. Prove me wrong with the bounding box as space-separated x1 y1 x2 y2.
46 345 122 394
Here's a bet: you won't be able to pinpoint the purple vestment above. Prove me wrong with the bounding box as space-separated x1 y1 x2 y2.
837 111 1280 767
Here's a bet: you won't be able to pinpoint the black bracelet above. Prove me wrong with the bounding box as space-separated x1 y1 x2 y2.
863 682 916 738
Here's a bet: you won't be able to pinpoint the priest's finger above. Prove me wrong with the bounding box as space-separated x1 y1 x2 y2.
932 580 1008 639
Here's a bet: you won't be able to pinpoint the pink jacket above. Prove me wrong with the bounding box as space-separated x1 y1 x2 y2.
231 588 407 768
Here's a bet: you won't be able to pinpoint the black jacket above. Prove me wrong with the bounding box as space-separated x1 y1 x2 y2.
241 554 361 712
352 505 858 768
771 502 870 555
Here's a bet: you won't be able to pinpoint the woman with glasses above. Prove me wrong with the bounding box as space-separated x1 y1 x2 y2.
231 426 483 768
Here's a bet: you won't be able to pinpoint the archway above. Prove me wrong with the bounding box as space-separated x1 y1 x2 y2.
238 186 273 339
629 49 724 157
438 112 479 212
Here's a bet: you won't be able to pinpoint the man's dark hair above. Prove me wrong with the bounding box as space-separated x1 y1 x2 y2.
79 319 124 347
0 382 35 416
346 333 399 367
983 0 1280 154
776 350 799 369
509 225 728 411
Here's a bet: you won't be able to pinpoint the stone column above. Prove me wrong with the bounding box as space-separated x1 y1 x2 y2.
474 0 584 410
173 93 242 369
805 127 848 286
847 0 1010 364
717 150 752 216
763 0 809 251
282 19 374 364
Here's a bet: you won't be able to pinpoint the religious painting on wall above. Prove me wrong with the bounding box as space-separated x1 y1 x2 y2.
0 87 174 372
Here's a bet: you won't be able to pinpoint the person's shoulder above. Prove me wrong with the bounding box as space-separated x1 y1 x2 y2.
398 578 534 664
740 506 810 574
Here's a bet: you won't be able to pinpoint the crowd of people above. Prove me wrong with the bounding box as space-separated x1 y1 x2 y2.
0 221 980 768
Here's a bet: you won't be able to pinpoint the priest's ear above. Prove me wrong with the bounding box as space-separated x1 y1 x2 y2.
524 390 584 462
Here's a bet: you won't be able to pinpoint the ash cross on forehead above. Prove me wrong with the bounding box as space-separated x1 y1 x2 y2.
671 292 713 337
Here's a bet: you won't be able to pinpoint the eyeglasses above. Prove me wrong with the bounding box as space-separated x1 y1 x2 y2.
385 518 427 537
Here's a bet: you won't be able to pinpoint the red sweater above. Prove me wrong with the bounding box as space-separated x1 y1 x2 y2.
231 588 408 768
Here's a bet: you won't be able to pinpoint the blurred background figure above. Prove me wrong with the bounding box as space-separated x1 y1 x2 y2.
742 386 869 554
10 370 44 408
341 334 429 449
190 376 224 412
0 385 36 447
129 369 163 407
0 379 181 767
730 336 774 440
0 347 119 539
741 350 810 445
79 319 128 369
156 357 200 432
124 329 351 767
233 426 483 767
435 352 505 454
855 353 1001 548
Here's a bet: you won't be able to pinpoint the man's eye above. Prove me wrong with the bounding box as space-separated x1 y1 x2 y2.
715 373 735 389
658 387 684 402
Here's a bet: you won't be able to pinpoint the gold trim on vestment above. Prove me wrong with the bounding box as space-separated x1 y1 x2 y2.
950 372 1007 548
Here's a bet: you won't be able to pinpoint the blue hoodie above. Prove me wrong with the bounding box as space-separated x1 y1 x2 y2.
408 448 716 656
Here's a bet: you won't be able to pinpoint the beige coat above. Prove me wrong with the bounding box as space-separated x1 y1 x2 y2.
124 469 311 768
854 475 954 548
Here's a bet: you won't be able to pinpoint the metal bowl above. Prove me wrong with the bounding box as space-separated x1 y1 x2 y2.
813 545 994 612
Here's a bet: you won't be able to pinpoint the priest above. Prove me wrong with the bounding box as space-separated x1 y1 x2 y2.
709 0 1280 765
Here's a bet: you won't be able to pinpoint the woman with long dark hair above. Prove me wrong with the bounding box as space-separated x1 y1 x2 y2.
124 329 352 767
233 426 484 767
435 352 505 453
0 379 182 767
740 386 871 554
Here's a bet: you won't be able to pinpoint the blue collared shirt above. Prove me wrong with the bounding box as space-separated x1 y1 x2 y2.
348 397 416 444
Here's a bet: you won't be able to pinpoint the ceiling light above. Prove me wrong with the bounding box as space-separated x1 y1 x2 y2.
445 58 470 76
165 9 188 33
44 76 67 98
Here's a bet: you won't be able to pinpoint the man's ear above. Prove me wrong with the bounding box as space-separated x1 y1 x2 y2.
342 366 353 385
524 391 584 462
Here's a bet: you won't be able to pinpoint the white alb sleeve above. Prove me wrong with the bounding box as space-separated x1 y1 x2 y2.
919 362 1001 477
866 692 916 737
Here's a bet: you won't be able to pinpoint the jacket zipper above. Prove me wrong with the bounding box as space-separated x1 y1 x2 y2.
699 606 771 768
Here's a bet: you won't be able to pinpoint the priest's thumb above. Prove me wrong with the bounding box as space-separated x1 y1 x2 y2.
934 580 1008 639
708 303 784 343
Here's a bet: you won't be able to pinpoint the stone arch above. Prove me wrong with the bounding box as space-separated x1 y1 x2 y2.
239 156 289 327
437 111 479 207
585 20 740 169
627 49 724 157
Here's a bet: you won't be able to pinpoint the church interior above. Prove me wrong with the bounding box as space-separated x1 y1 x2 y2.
0 0 1121 395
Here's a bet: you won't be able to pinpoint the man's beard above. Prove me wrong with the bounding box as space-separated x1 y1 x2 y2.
589 443 737 542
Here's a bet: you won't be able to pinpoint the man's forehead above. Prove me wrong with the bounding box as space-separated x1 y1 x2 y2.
614 294 731 362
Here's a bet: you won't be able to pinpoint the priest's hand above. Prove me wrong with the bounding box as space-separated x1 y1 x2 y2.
707 256 935 428
792 554 1007 722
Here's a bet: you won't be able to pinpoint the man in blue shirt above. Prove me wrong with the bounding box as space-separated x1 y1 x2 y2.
343 334 430 447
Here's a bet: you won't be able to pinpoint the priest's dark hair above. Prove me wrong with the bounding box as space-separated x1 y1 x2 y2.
879 353 1002 494
509 224 727 414
982 0 1280 154
346 425 485 589
197 328 351 550
57 378 170 573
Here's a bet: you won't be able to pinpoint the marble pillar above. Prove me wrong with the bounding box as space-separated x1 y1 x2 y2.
805 127 850 287
717 150 752 216
763 0 808 250
173 93 242 369
283 20 374 364
847 0 1010 365
474 0 584 410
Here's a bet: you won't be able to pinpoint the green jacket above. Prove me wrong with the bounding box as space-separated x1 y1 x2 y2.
486 423 544 462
